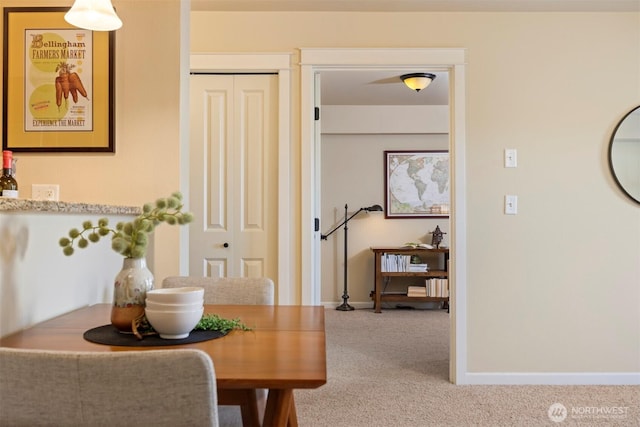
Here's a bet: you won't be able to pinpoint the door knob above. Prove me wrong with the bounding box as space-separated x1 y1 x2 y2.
223 242 229 248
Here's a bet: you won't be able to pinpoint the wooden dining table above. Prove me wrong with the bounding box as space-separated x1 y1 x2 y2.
0 303 327 427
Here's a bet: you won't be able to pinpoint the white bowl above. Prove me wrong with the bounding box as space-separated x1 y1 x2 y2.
145 287 204 304
145 307 204 339
145 299 203 311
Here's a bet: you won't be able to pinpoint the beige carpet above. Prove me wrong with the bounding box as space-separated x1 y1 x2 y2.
294 307 639 426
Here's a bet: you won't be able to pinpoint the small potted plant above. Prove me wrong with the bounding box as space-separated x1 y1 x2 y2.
59 191 193 332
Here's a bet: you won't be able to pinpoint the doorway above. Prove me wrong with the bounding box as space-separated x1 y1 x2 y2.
299 48 468 384
318 69 450 308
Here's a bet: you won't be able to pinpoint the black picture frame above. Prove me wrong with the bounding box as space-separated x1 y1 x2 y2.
384 150 450 218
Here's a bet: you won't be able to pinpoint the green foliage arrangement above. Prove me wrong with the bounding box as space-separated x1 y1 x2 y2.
194 313 252 333
59 191 194 259
132 312 251 339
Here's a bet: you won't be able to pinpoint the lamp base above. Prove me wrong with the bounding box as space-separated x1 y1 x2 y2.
336 302 355 311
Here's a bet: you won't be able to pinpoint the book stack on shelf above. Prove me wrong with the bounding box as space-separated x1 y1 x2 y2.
407 263 429 272
381 254 409 272
381 253 429 272
407 286 427 297
425 278 449 298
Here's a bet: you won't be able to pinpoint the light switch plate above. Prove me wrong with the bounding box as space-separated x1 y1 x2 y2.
505 195 518 214
505 149 517 168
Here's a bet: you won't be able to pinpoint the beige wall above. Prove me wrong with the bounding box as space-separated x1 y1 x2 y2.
191 10 640 375
2 2 638 377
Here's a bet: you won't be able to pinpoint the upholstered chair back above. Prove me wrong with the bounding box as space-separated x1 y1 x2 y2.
0 348 219 427
162 276 275 305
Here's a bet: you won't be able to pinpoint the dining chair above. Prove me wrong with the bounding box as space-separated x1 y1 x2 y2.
0 347 219 427
162 276 275 427
162 276 275 305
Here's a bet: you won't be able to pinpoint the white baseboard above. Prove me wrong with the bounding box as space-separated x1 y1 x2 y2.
461 372 640 385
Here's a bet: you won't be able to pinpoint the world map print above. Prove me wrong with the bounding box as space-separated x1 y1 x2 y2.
386 151 450 217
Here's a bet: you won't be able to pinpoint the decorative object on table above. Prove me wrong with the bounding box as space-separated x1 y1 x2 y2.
144 306 204 340
145 286 204 304
195 313 252 333
321 204 383 311
430 225 446 249
84 324 229 347
129 311 251 342
110 257 154 332
58 191 194 332
2 7 115 152
384 150 449 218
143 287 204 339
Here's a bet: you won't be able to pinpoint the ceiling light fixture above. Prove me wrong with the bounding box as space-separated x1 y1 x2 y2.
65 0 122 31
400 73 436 92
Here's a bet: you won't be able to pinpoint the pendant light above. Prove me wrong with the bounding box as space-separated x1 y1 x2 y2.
65 0 122 31
400 73 436 92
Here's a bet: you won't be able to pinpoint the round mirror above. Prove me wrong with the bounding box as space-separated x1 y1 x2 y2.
608 105 640 204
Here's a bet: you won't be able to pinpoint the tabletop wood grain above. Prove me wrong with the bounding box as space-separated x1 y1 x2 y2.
0 304 327 390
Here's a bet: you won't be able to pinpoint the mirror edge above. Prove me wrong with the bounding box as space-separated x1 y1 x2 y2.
608 105 640 205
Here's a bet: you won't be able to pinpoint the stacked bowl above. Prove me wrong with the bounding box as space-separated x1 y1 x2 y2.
145 287 204 339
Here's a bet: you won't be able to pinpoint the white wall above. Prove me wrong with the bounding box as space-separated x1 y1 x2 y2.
0 210 135 337
322 105 449 134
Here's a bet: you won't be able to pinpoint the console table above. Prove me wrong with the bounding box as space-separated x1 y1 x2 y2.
370 246 449 313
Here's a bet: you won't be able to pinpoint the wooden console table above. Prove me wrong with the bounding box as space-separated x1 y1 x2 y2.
370 246 449 313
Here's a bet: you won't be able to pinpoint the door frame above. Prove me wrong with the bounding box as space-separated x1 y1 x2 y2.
188 53 294 305
300 48 468 384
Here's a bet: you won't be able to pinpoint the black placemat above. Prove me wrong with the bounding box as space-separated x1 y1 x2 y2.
84 324 228 347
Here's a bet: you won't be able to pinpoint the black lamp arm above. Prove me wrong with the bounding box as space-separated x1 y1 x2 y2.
320 208 365 240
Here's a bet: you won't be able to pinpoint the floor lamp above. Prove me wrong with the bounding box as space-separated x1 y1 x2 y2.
321 204 383 311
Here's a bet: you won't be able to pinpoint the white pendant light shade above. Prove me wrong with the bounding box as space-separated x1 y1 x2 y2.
400 73 436 92
65 0 122 31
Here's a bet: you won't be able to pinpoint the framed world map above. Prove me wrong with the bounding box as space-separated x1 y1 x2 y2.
384 150 450 218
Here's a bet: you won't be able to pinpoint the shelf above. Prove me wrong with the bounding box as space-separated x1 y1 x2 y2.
381 270 447 277
371 247 450 313
370 246 449 254
369 292 447 303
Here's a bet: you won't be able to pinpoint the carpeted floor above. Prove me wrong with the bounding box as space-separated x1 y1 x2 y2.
294 307 639 426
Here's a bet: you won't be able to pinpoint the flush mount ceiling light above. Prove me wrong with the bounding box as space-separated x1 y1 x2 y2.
65 0 122 31
400 73 436 92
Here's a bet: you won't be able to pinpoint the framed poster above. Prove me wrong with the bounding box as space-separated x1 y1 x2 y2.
2 7 114 152
384 150 450 218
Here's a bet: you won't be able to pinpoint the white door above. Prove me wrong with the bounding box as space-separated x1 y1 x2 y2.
189 74 278 281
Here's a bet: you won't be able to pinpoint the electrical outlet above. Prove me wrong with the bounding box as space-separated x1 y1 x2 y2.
32 184 60 201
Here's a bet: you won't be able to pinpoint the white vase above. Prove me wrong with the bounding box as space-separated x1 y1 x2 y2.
110 257 154 333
